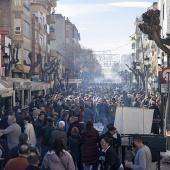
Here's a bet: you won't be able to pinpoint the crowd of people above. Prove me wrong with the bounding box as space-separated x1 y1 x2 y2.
0 84 164 170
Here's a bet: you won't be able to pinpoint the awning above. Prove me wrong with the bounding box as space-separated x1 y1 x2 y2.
7 78 31 90
31 81 44 91
0 78 13 97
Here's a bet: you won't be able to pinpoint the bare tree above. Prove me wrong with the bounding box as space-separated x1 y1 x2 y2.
139 9 170 54
1 43 20 77
24 52 42 79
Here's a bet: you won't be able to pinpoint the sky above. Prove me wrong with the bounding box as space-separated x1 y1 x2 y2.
56 0 157 55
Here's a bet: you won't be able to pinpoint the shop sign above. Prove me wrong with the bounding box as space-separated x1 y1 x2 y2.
0 88 13 95
31 85 44 91
13 82 31 90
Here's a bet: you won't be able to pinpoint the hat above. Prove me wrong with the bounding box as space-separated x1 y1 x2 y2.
47 117 54 123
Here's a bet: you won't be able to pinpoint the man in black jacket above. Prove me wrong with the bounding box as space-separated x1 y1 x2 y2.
41 117 55 158
149 100 162 134
99 126 121 148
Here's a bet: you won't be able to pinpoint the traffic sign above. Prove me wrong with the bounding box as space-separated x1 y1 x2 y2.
160 67 170 83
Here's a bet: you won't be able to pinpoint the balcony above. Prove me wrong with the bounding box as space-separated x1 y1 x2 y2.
48 31 56 41
47 14 56 24
50 49 57 57
50 0 57 6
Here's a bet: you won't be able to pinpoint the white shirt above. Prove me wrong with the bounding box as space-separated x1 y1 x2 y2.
24 123 37 146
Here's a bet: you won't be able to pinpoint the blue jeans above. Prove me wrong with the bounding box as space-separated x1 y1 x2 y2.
84 164 90 170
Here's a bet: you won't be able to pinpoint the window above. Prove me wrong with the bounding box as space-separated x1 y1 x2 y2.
15 27 21 35
24 21 30 38
39 34 43 46
14 19 21 35
14 0 21 6
24 49 31 65
39 12 43 26
66 25 70 30
17 49 21 64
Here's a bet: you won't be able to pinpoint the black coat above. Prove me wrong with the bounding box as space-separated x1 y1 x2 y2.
41 124 56 146
149 104 162 120
92 147 120 170
69 135 81 161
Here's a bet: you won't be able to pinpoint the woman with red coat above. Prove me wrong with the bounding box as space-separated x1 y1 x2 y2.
81 121 99 170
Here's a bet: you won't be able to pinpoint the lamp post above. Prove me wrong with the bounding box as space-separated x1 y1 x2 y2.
144 57 150 93
3 53 10 77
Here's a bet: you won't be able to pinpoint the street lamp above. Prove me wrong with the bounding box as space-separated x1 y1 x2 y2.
3 53 10 77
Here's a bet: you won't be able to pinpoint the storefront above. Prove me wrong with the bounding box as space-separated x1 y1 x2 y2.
31 81 45 97
0 79 13 113
13 81 32 107
44 83 51 95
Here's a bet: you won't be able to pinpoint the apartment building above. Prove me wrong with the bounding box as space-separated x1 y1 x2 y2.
11 0 32 77
0 0 12 71
50 15 81 78
157 0 170 66
30 2 49 79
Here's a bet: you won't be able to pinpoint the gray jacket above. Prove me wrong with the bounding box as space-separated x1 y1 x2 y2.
131 145 152 170
2 123 21 149
42 150 75 170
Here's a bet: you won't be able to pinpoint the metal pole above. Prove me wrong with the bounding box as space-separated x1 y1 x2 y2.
145 67 148 93
166 54 170 148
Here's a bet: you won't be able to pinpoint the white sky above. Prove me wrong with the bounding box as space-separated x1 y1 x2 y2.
56 0 156 54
